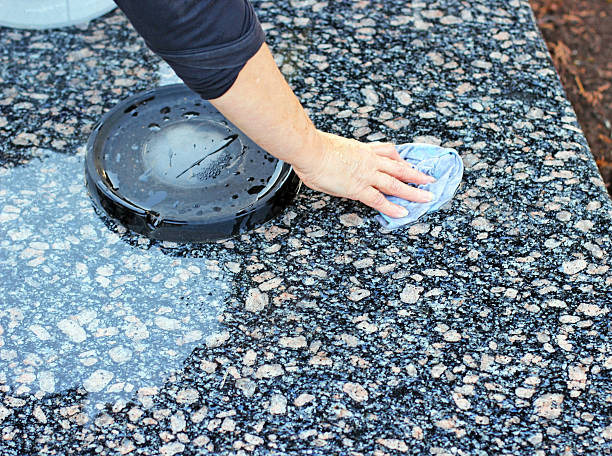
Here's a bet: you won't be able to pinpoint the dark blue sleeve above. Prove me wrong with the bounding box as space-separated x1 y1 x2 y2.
114 0 266 99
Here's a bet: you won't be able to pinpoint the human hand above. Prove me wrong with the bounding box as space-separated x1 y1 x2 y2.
292 131 436 218
207 43 434 218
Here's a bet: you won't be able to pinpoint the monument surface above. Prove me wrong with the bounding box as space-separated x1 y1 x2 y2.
0 0 610 454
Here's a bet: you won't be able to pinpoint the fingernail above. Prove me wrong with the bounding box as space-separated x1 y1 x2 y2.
397 207 409 218
425 191 435 202
424 175 436 183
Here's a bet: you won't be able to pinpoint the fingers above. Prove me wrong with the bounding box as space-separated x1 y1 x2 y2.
300 133 436 219
374 172 434 203
359 187 409 218
370 142 402 161
378 156 435 185
369 142 436 184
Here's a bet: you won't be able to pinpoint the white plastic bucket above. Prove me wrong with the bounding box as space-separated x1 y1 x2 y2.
0 0 116 29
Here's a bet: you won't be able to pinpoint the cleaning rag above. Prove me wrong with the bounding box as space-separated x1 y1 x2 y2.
376 143 463 230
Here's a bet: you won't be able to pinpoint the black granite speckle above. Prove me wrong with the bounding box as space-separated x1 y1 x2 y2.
1 1 611 455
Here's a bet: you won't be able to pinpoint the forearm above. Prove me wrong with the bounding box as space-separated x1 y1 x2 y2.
115 0 435 217
208 42 434 217
209 43 323 170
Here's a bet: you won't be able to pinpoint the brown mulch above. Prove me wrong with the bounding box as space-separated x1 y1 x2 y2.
531 0 612 196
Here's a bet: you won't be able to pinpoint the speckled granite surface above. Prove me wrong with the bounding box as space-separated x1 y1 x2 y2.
1 1 611 455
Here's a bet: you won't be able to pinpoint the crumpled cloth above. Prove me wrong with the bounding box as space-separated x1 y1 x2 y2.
376 143 464 230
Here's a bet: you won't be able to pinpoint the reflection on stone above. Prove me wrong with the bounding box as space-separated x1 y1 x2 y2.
0 153 231 411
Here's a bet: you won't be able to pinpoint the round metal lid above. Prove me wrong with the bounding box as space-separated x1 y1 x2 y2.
85 84 301 242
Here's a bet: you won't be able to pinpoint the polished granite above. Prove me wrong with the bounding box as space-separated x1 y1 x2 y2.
1 0 611 455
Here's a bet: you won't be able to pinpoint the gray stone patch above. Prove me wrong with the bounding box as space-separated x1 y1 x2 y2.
0 154 231 406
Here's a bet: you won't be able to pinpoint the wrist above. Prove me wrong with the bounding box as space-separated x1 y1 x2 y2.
289 128 327 174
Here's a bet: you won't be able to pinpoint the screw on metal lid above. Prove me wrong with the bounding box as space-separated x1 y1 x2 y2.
85 84 301 242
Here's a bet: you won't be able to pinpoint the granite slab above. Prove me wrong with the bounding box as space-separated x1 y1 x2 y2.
0 0 611 455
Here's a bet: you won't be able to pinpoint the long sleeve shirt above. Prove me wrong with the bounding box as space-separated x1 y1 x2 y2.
114 0 266 99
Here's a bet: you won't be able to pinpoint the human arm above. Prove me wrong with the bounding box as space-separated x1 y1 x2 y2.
114 0 434 217
209 43 435 218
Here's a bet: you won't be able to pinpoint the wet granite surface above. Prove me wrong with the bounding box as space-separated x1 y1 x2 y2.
1 0 611 455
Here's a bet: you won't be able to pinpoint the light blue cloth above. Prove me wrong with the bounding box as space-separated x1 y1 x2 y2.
376 143 463 230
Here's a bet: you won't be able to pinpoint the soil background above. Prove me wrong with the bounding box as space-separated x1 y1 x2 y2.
530 0 612 196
